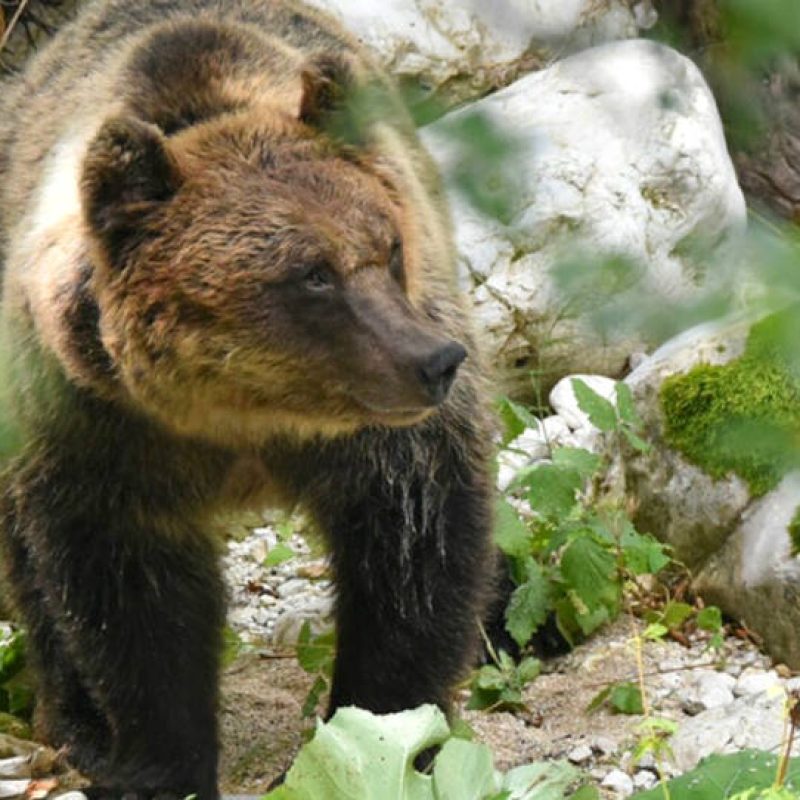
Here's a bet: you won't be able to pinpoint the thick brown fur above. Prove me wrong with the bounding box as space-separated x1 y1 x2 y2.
0 2 495 798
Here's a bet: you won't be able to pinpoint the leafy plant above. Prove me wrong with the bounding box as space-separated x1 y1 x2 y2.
264 704 588 800
467 641 540 713
296 621 336 719
0 626 34 736
630 751 800 800
494 380 669 653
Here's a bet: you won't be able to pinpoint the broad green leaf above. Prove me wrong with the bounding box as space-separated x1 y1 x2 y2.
266 705 448 800
527 465 582 520
620 527 670 575
661 601 694 630
516 656 541 685
500 760 580 800
505 559 551 647
494 498 531 559
696 606 723 632
296 623 336 675
615 383 641 427
497 398 541 446
552 448 603 479
560 538 618 613
466 685 503 712
265 542 296 567
568 788 600 800
631 750 800 799
432 738 499 800
643 623 668 641
572 600 610 637
265 705 581 800
475 665 508 692
609 683 644 715
571 379 617 432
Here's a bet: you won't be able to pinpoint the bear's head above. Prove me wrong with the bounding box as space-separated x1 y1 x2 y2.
79 78 466 444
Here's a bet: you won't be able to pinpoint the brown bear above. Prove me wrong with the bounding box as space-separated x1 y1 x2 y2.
0 0 494 798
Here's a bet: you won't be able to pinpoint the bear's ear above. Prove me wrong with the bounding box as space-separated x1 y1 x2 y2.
81 116 182 265
298 53 357 131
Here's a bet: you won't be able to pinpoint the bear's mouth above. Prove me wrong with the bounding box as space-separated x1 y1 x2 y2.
349 395 434 425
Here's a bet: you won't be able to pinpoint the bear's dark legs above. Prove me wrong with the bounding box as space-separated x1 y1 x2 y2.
1 457 224 800
2 522 112 770
296 416 494 716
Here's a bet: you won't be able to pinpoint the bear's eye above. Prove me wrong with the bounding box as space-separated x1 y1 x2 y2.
303 265 334 292
389 238 405 287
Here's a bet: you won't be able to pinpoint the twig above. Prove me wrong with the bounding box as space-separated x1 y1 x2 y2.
0 0 32 52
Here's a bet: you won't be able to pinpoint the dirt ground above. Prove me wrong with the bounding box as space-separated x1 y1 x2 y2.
217 615 697 793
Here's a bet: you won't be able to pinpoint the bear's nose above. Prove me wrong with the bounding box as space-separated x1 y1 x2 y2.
417 341 467 405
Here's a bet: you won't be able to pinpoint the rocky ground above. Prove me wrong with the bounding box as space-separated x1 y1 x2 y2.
217 524 800 798
0 522 796 799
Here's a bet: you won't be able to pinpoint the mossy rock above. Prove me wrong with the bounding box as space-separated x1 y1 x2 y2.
660 306 800 496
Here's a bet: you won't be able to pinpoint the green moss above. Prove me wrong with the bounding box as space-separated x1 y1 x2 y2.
790 506 800 558
660 308 800 496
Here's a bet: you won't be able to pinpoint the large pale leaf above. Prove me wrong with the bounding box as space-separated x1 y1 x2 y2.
631 750 800 799
265 706 582 800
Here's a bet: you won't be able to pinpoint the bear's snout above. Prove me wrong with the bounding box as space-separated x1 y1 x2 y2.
415 340 467 405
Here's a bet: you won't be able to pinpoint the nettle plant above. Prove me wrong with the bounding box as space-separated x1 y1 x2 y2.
471 379 671 710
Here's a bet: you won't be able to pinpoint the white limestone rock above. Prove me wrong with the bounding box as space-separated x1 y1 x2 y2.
423 39 746 395
694 473 800 669
305 0 642 101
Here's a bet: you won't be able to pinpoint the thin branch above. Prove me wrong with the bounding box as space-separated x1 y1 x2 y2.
0 0 33 52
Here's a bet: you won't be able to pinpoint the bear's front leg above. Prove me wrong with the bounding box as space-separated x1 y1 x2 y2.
0 451 225 800
300 413 494 716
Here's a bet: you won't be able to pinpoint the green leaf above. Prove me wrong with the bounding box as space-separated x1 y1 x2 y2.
221 625 243 669
527 465 582 520
621 426 651 453
0 631 26 684
696 606 723 632
296 623 336 675
569 787 601 800
552 447 603 479
643 623 668 641
475 665 508 692
265 542 296 567
571 379 618 432
494 499 531 559
661 601 694 630
615 383 641 427
264 705 581 800
265 705 448 800
301 675 328 719
449 718 476 741
499 760 580 800
497 397 541 445
620 527 670 576
586 686 612 714
432 738 499 800
609 683 644 715
516 657 541 685
505 559 551 647
630 750 800 799
560 538 618 614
